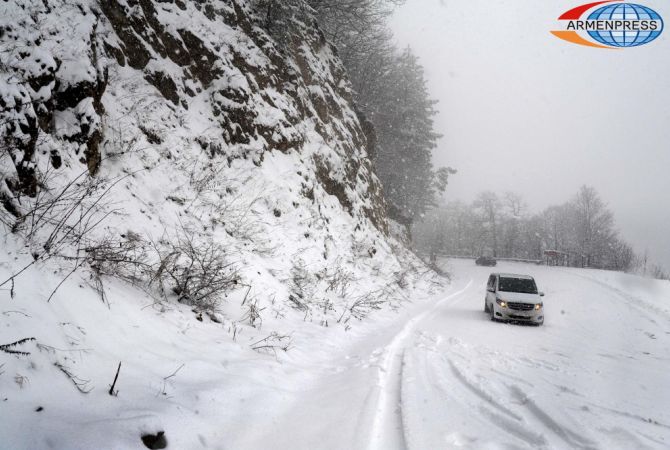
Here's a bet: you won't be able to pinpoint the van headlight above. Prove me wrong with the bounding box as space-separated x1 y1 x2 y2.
496 299 507 308
535 303 542 310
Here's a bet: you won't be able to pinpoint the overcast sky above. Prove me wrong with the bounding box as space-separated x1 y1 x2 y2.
390 0 670 268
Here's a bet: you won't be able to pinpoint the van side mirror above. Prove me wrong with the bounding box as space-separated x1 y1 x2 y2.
539 291 545 297
487 287 495 293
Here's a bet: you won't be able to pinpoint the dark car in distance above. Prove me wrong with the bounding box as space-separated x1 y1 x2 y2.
475 256 497 266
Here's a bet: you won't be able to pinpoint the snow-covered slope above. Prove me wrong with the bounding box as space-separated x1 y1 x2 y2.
0 0 424 340
0 1 440 448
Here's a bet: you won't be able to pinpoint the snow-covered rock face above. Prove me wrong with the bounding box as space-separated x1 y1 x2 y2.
0 0 385 226
0 0 421 329
0 1 107 195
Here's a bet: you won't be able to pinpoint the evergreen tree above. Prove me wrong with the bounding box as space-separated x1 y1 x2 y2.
374 48 451 224
308 2 455 229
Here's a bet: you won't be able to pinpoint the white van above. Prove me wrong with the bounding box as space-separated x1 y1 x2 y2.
485 273 545 326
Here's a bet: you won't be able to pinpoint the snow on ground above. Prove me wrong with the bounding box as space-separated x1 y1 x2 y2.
2 257 669 449
393 260 670 450
248 259 670 450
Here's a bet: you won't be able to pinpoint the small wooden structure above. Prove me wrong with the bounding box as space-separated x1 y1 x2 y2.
544 250 569 267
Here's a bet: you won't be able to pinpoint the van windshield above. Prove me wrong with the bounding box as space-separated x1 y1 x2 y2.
499 277 537 294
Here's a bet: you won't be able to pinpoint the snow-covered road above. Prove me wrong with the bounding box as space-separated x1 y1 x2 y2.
253 259 670 450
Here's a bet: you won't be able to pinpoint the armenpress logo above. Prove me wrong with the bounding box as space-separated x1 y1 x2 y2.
552 1 664 48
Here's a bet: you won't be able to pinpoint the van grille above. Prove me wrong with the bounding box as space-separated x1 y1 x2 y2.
507 302 534 311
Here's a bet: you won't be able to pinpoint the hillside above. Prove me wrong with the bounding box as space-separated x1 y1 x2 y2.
0 1 441 448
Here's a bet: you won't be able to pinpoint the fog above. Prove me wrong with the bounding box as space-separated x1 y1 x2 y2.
390 0 670 268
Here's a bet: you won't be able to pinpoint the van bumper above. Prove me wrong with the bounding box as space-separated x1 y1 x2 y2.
494 306 544 324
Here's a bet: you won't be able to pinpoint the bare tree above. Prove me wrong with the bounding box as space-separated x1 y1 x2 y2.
571 185 615 267
500 192 526 257
504 191 526 218
473 191 501 257
413 186 638 272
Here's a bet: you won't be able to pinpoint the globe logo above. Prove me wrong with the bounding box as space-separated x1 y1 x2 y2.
588 3 664 47
551 1 664 49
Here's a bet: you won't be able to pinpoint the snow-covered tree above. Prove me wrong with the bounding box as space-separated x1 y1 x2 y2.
473 191 502 257
570 185 616 267
413 187 638 273
310 2 454 229
373 48 452 225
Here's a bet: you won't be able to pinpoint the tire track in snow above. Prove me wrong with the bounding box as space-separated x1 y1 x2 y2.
427 354 548 448
445 357 522 421
366 280 473 450
509 385 598 449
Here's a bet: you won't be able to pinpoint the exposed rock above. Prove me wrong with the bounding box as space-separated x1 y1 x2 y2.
0 0 388 229
141 431 167 450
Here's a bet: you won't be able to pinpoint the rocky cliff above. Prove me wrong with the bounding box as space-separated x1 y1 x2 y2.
0 0 434 345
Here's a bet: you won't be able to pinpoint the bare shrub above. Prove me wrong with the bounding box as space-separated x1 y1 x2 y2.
12 168 124 251
78 232 152 306
250 332 292 355
339 290 387 323
84 231 151 285
54 362 93 394
182 159 278 256
73 227 240 312
241 298 264 328
287 258 313 311
151 230 239 311
0 169 240 312
0 168 131 297
240 287 265 328
14 374 29 388
321 261 358 298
